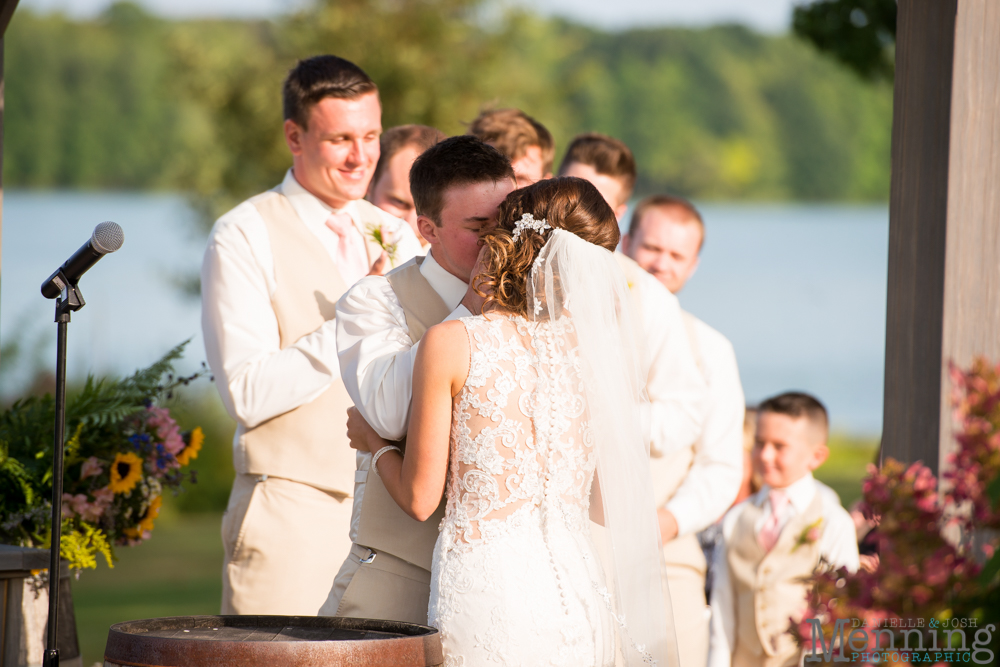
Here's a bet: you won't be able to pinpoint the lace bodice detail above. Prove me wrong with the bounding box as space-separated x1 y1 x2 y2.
442 314 596 550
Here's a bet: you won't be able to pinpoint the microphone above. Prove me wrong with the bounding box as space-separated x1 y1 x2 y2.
41 222 125 299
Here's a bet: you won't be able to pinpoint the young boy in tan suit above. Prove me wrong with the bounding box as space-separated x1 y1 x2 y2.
708 392 859 667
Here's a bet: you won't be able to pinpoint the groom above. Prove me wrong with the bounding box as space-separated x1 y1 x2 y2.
318 135 517 622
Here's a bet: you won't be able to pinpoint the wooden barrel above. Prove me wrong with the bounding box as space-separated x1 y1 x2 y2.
103 615 443 667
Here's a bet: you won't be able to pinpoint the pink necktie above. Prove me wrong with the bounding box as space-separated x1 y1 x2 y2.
325 211 369 286
758 489 790 552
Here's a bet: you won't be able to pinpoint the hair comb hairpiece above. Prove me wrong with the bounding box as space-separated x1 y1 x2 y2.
511 213 552 242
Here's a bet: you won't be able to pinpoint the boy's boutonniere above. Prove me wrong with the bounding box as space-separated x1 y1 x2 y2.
793 517 824 551
366 223 399 267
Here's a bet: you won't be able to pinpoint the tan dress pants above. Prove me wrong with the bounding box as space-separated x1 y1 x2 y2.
663 533 709 667
221 473 353 615
319 544 432 624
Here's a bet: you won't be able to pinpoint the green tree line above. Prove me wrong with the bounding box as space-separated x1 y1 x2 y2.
5 0 893 212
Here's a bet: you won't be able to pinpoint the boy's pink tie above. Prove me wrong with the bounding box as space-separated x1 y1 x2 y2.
326 211 369 286
758 489 790 552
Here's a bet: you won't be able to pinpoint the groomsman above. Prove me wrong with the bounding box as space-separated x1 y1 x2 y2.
468 108 554 186
558 132 635 222
319 136 517 622
562 133 742 667
368 124 446 247
623 195 745 667
201 55 421 615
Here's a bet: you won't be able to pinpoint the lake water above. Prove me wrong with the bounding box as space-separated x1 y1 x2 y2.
0 192 888 435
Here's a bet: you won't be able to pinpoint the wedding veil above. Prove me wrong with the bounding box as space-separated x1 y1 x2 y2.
527 229 679 667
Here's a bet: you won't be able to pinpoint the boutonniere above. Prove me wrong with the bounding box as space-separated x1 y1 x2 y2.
366 223 399 267
792 517 824 551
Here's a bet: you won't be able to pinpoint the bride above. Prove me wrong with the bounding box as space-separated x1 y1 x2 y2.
349 177 677 667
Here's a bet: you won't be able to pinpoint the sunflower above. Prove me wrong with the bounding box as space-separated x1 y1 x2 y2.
124 495 162 538
176 427 204 466
108 452 143 494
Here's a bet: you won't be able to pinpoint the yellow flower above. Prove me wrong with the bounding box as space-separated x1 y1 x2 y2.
108 452 143 494
139 495 162 532
176 427 203 466
124 495 161 539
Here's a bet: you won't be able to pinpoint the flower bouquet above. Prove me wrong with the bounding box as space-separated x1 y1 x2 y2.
0 342 204 571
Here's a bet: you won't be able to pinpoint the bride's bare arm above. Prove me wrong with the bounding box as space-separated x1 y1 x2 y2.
364 320 470 521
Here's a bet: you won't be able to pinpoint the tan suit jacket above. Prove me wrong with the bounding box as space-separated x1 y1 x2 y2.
729 493 824 667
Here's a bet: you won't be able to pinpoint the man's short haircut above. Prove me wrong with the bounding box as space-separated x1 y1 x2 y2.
283 55 378 130
410 135 515 225
558 133 637 205
370 124 447 191
757 392 829 435
467 108 555 175
628 194 706 251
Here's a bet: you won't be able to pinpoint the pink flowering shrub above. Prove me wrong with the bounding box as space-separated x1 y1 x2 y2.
795 357 1000 663
946 359 1000 530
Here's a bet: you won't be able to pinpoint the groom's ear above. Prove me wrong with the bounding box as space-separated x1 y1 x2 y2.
418 215 440 245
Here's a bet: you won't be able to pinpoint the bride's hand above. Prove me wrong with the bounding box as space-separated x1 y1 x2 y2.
346 407 382 453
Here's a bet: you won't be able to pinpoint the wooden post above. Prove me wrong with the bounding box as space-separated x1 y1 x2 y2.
939 2 1000 463
883 0 1000 473
882 0 957 473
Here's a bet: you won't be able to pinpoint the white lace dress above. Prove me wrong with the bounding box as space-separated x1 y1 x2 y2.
428 314 614 667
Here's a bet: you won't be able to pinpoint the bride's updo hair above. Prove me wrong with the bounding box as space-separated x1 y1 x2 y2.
475 177 620 316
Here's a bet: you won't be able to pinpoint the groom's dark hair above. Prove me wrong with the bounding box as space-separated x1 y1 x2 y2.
410 136 515 225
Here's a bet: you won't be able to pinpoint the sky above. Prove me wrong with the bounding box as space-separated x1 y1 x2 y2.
19 0 803 33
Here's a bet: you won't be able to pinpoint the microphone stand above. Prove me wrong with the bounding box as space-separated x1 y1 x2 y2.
44 276 85 667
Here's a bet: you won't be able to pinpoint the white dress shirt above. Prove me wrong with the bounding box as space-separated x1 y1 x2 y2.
201 169 421 441
667 313 745 537
707 473 861 667
624 260 709 460
336 250 470 541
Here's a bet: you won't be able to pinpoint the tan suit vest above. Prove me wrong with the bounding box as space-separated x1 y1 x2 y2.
236 190 383 494
353 256 451 570
728 492 824 667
